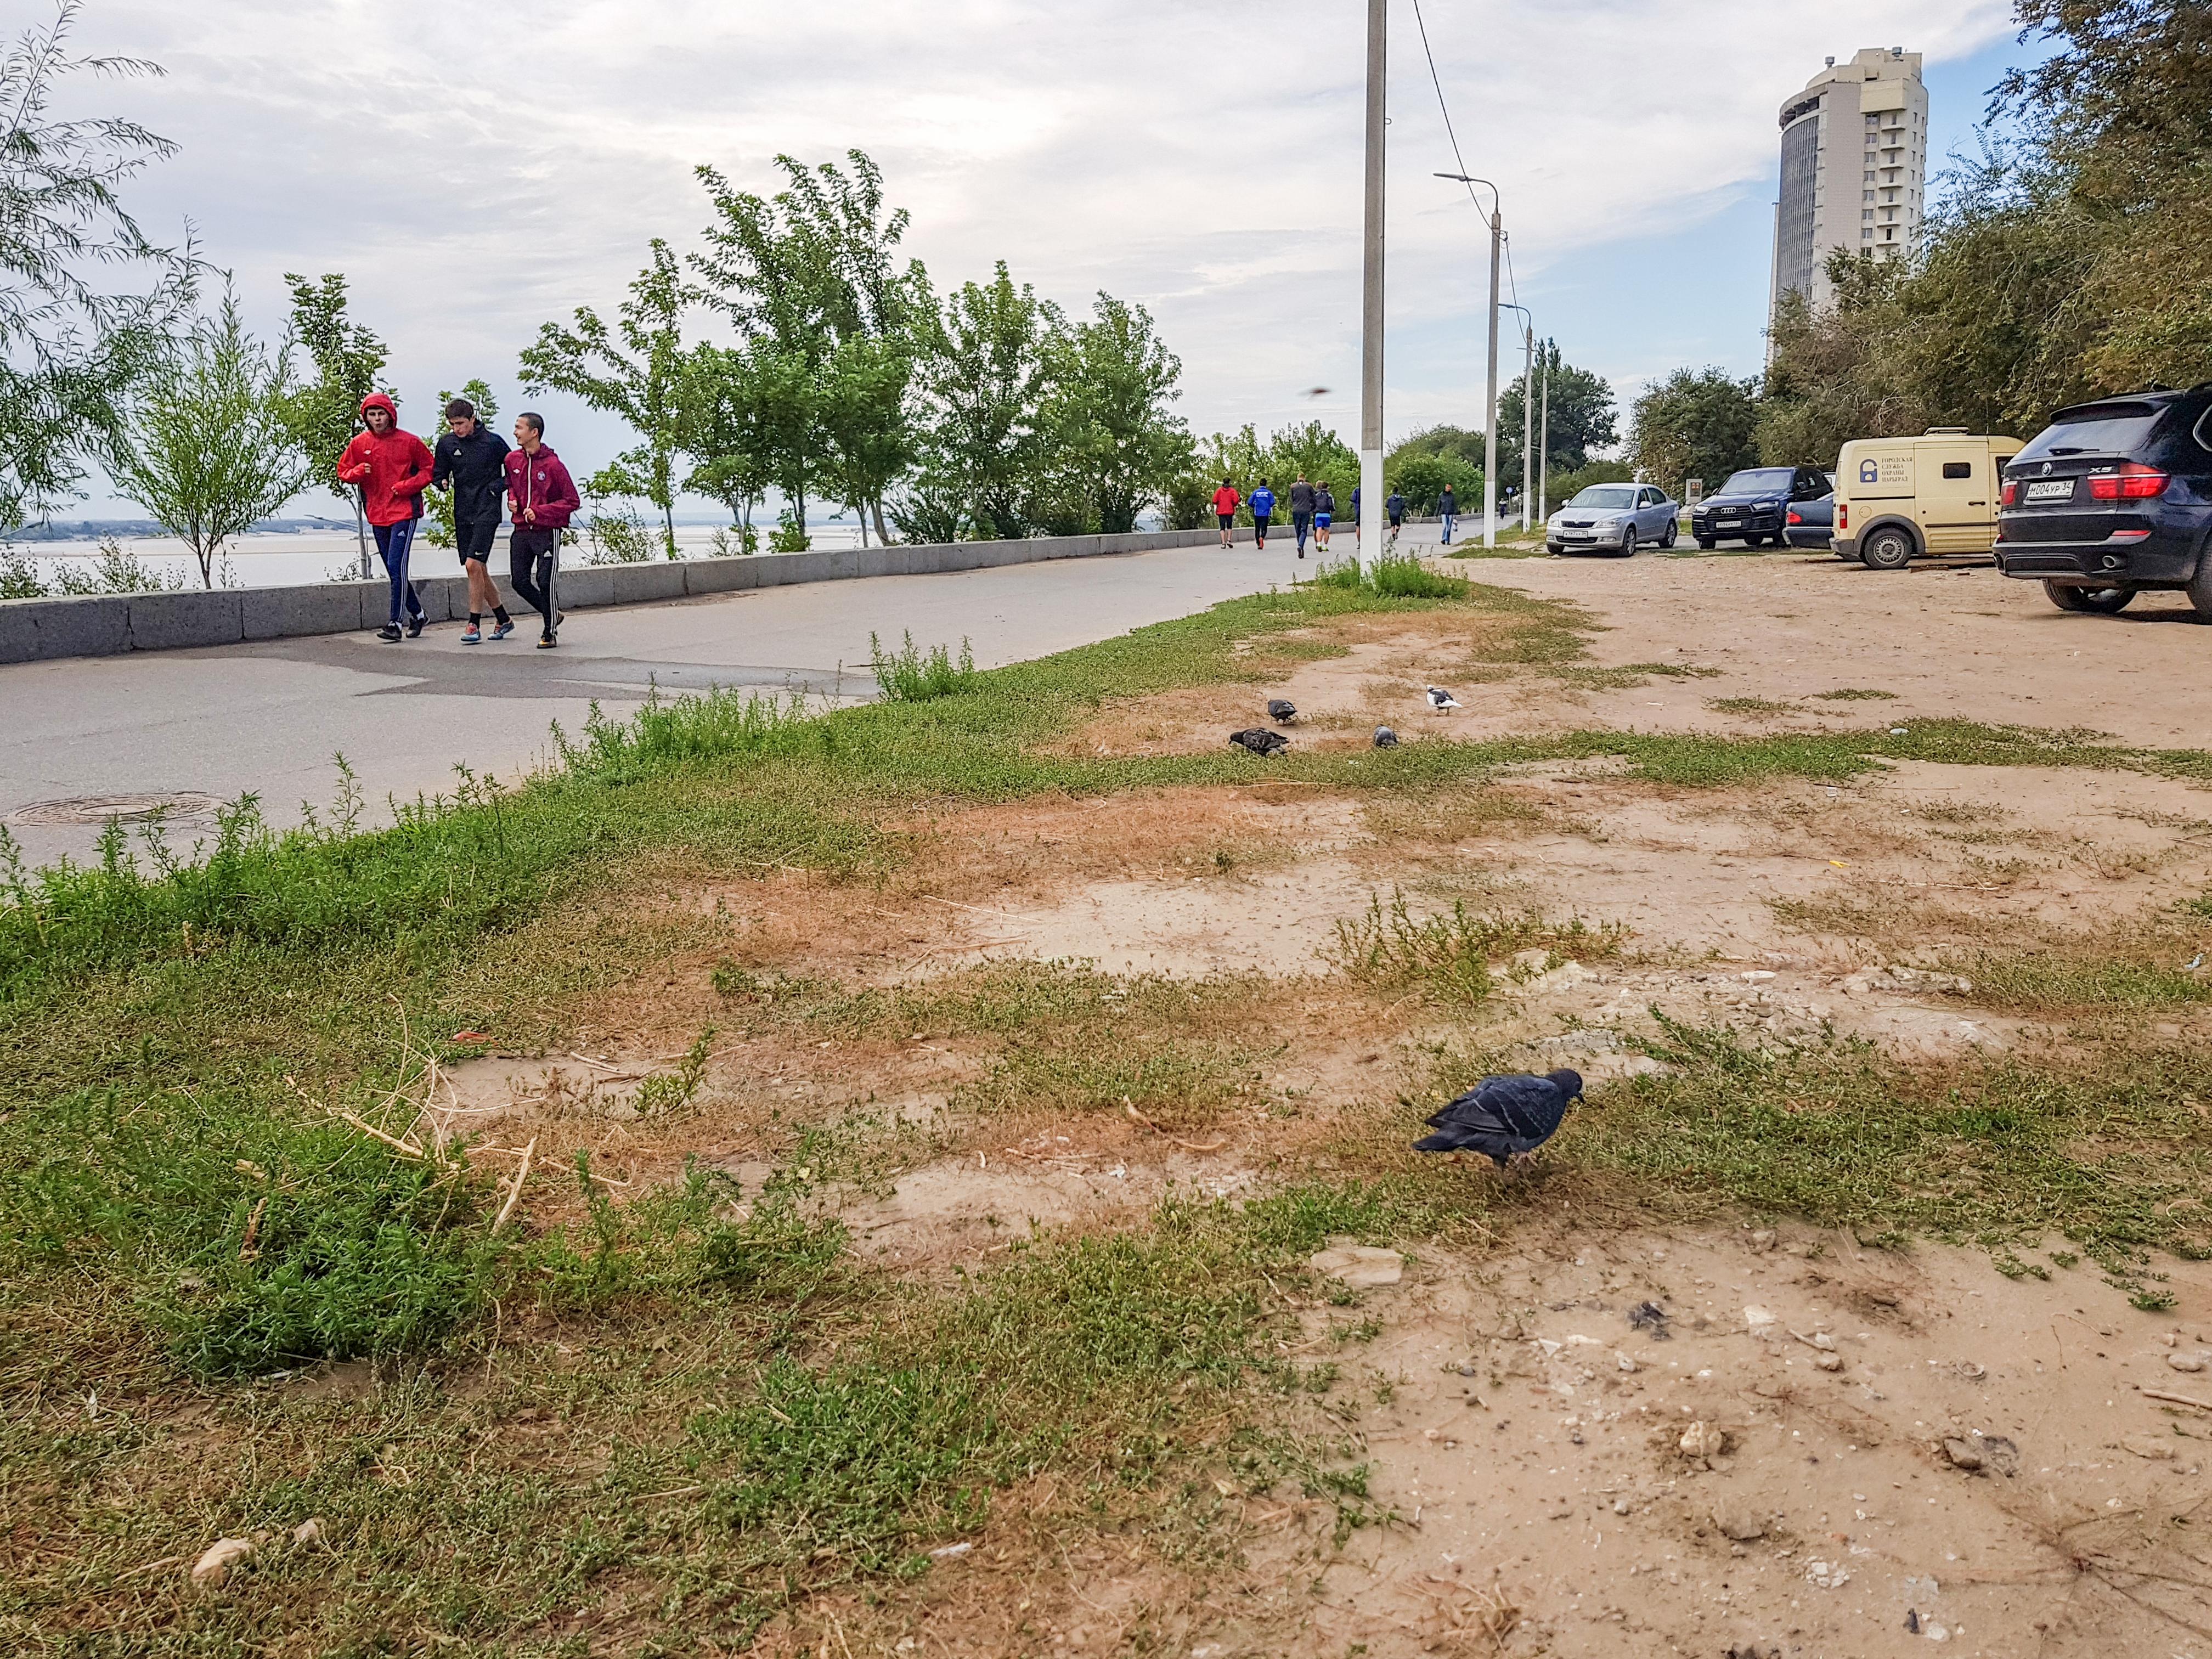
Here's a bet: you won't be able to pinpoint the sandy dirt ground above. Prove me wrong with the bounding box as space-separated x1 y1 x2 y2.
439 549 2212 1656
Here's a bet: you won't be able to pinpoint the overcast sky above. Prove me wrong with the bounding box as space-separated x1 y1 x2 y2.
57 0 2022 518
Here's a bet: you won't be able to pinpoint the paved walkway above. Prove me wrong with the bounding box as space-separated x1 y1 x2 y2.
1 538 1329 865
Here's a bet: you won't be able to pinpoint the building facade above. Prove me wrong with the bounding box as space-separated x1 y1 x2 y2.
1771 47 1928 317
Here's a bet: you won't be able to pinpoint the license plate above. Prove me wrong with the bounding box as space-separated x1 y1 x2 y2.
2023 479 2074 504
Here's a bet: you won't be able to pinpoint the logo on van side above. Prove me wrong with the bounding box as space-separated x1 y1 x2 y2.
1859 459 1880 484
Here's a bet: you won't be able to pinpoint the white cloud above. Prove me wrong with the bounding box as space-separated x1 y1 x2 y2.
54 0 2013 507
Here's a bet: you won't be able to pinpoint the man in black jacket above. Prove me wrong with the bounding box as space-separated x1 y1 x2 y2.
432 397 514 642
1288 473 1317 560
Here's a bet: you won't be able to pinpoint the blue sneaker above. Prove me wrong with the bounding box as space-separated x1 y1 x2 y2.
490 618 515 641
460 623 482 645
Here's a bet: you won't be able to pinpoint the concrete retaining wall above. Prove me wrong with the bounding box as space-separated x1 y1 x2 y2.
0 527 1233 665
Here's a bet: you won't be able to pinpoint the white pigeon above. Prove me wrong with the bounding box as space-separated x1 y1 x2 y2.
1426 686 1462 714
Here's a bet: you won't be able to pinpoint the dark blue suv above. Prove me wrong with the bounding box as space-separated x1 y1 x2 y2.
1995 385 2212 617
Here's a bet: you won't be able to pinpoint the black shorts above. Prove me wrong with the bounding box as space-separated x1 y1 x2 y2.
456 515 500 565
1253 515 1271 532
1217 513 1236 531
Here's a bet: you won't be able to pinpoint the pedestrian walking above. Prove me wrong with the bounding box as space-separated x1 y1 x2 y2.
1313 482 1336 553
1288 473 1316 559
336 392 436 642
1386 487 1407 548
1437 483 1459 545
504 413 581 648
1211 477 1241 548
1351 484 1362 546
1249 478 1276 550
432 397 514 644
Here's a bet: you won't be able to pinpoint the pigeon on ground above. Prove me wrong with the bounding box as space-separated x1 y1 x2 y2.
1426 686 1462 714
1267 698 1298 724
1413 1069 1584 1167
1228 727 1289 757
1373 725 1400 749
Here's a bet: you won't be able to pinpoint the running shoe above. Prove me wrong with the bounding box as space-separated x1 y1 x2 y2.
405 613 426 638
376 623 403 642
537 633 557 650
490 619 515 641
460 623 482 645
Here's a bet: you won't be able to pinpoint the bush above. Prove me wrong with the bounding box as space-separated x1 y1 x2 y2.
870 630 978 701
582 505 659 565
1306 552 1468 600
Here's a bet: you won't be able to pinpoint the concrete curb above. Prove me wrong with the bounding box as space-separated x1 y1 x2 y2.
0 527 1238 665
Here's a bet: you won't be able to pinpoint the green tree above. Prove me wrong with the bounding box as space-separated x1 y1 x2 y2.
1038 294 1190 534
0 2 193 530
279 272 387 573
1629 368 1760 499
109 291 311 589
691 151 925 545
1386 449 1479 515
1499 343 1617 476
520 239 687 557
420 377 498 550
912 263 1054 540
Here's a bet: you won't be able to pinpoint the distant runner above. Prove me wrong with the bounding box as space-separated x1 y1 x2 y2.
1313 482 1336 554
504 413 581 648
1288 473 1316 559
336 392 435 642
1438 482 1459 545
1211 477 1241 548
1351 484 1362 546
1249 478 1276 550
1387 487 1407 548
432 396 514 644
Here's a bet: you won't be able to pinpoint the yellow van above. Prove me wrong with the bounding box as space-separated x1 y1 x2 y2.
1833 429 2022 569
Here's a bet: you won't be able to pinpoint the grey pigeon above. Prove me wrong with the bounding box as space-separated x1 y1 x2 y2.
1373 725 1400 749
1413 1069 1584 1166
1426 686 1462 713
1228 727 1289 757
1267 698 1297 724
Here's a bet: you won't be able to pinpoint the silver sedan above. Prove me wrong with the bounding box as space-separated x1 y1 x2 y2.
1545 483 1679 556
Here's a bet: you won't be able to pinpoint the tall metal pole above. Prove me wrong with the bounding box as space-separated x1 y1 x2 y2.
1520 321 1534 531
1481 208 1500 547
1358 0 1385 573
1537 340 1550 523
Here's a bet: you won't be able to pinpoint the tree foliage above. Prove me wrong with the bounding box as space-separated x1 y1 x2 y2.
1630 368 1760 497
109 291 311 589
1499 342 1617 475
0 1 192 529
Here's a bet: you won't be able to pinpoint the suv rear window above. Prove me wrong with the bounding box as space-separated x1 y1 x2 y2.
2015 402 2168 462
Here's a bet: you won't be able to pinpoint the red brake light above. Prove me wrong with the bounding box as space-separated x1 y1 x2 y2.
1836 504 1847 532
2000 479 2018 506
1787 509 1803 525
2089 462 2169 501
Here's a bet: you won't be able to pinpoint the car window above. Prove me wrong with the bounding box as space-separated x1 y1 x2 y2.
1719 468 1794 495
1941 460 1972 479
2015 402 2167 462
1568 486 1637 508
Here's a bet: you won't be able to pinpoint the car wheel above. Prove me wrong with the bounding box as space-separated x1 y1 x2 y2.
2043 581 2135 614
2189 549 2212 621
1660 517 1678 549
1617 526 1638 558
1860 526 1915 571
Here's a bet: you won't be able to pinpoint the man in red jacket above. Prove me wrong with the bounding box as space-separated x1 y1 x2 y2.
336 392 437 641
1211 477 1241 549
503 412 582 648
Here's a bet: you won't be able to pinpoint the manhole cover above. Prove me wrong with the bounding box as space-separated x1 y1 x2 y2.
7 792 224 826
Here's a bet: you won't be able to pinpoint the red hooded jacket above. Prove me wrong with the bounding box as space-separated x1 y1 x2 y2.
335 394 435 526
504 443 581 531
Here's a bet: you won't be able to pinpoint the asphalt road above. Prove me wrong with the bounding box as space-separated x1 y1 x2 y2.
1 539 1323 867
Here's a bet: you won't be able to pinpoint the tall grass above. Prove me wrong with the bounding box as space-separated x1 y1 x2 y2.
1305 550 1469 599
869 629 978 701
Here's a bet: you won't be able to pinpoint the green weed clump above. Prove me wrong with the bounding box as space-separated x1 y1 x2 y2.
1329 892 1625 1006
870 630 979 701
1305 551 1470 599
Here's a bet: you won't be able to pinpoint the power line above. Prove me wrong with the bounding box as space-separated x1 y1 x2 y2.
1410 0 1482 208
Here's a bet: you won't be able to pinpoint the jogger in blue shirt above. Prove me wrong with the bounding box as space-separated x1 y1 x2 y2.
1249 479 1276 550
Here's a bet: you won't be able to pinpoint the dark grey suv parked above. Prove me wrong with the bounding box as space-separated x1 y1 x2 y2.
1995 385 2212 617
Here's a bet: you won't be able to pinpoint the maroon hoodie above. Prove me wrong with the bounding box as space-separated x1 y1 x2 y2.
335 393 435 527
504 443 581 531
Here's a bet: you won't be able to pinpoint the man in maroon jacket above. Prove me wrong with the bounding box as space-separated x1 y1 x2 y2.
503 412 582 648
336 392 436 640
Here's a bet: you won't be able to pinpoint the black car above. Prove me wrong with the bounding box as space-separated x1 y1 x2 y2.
1692 466 1833 549
1995 385 2212 616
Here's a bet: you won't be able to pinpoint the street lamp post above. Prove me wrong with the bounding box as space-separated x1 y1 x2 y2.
1358 0 1385 573
1434 172 1501 547
1537 338 1551 524
1503 307 1533 532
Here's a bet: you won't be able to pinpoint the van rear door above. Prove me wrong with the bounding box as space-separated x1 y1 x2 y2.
1918 445 1989 553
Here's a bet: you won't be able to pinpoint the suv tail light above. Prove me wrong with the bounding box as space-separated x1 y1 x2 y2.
1787 509 1803 526
2089 462 2169 501
2000 479 2018 506
1836 503 1847 532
